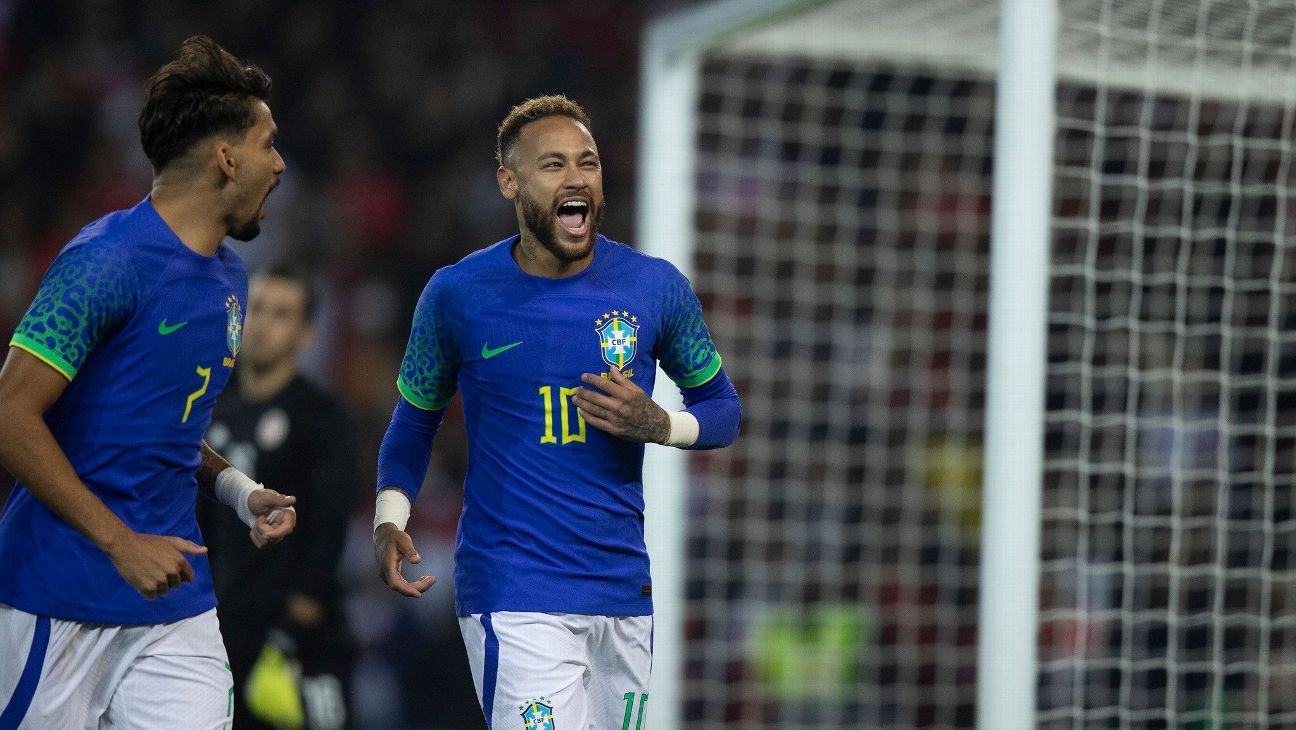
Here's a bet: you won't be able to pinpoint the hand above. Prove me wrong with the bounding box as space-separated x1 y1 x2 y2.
572 366 670 443
374 522 436 598
104 530 208 600
248 488 297 548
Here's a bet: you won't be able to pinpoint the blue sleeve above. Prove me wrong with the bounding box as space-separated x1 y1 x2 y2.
680 365 741 450
397 270 461 410
376 396 446 501
655 264 723 389
10 241 138 380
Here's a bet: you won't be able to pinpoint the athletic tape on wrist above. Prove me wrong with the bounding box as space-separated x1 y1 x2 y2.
215 467 262 528
374 489 412 534
665 410 700 448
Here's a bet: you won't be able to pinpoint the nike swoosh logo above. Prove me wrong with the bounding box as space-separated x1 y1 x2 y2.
157 319 188 335
482 341 523 359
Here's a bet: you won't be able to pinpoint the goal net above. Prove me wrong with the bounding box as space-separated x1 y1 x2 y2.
640 0 1296 727
1043 1 1296 727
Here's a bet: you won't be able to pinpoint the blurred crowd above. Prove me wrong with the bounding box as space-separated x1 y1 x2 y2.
0 1 696 727
9 1 1295 728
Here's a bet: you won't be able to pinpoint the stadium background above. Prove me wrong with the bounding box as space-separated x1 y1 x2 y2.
0 1 701 727
7 1 1296 728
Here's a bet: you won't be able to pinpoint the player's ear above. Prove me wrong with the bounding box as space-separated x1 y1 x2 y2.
214 140 237 181
497 165 518 200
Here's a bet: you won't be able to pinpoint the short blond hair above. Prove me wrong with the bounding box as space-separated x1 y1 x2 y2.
495 95 592 167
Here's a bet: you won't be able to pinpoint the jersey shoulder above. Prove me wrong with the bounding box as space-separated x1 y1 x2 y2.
423 237 518 306
596 236 685 282
441 237 515 280
53 239 137 292
63 199 215 292
60 207 148 279
39 203 166 322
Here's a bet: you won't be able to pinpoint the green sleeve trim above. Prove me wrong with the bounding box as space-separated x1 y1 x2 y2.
672 354 722 389
10 336 76 381
397 376 453 411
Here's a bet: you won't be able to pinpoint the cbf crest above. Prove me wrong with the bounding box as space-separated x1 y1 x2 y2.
595 310 639 369
224 294 242 368
519 697 556 730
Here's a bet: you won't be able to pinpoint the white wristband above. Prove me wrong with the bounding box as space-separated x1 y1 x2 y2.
374 489 412 534
664 410 700 448
215 467 262 528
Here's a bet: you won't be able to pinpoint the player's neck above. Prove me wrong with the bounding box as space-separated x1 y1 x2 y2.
150 182 227 257
237 360 296 403
513 232 593 278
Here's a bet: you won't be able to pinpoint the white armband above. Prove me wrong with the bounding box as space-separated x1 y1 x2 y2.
664 410 700 448
215 467 262 528
374 489 412 534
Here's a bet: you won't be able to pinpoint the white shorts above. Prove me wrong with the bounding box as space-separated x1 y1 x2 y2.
0 603 232 729
459 612 653 730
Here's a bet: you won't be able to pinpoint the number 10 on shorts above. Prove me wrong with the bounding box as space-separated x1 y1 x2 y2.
622 691 648 730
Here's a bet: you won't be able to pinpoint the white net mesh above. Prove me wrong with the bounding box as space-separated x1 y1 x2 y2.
684 54 995 727
676 0 1296 727
1041 1 1296 727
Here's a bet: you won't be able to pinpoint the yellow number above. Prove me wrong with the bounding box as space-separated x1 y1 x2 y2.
182 366 211 424
538 385 586 445
559 387 586 444
539 386 558 444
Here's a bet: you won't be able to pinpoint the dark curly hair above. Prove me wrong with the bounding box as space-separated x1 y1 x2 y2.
138 36 272 172
258 262 319 321
495 95 592 168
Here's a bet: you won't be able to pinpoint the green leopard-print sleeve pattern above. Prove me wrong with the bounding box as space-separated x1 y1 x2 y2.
396 272 461 410
11 242 138 380
657 265 722 389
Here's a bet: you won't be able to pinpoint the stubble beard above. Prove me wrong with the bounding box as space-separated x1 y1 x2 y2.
225 199 263 242
229 219 261 242
228 183 274 242
519 189 604 263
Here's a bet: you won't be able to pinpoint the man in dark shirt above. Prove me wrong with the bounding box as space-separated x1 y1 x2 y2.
199 264 358 730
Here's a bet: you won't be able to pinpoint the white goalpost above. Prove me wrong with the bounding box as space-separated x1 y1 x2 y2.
640 1 1296 727
978 0 1055 727
643 2 1000 725
641 6 816 727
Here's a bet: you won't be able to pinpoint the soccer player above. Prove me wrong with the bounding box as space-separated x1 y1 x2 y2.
198 265 358 730
372 95 742 729
0 37 296 728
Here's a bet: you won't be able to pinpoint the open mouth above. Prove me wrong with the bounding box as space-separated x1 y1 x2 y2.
556 199 590 237
260 181 280 216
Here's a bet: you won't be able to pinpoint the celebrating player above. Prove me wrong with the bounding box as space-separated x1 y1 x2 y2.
0 36 295 728
372 95 742 728
199 265 359 730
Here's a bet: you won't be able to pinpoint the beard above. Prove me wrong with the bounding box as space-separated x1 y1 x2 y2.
228 182 276 242
229 218 262 242
225 198 263 242
519 188 604 263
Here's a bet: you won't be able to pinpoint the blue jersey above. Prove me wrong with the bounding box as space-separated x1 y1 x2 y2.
0 198 247 624
397 235 723 617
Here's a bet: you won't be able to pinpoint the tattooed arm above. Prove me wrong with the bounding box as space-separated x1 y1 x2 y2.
196 441 233 501
198 440 297 548
572 366 671 444
574 364 741 449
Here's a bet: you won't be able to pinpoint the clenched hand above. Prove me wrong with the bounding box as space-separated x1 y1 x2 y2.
105 531 207 599
248 488 296 548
